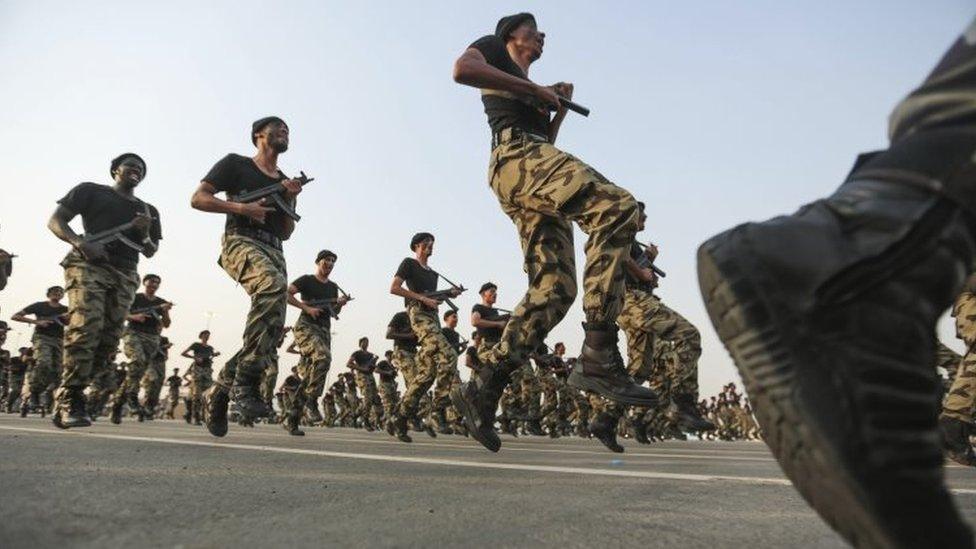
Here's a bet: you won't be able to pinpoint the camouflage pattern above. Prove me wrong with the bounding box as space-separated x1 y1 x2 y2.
477 339 539 418
355 371 382 426
398 304 457 420
322 393 337 426
261 354 278 404
59 254 139 391
6 368 25 410
120 329 160 399
215 235 287 387
393 349 417 386
293 316 332 400
484 134 639 366
140 351 166 405
432 348 459 415
334 390 351 426
27 333 62 393
943 290 976 423
936 341 963 382
378 377 398 420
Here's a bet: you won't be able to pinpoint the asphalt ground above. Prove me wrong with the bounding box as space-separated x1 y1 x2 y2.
1 415 974 548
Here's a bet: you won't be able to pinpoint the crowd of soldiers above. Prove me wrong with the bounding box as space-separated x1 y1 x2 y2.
0 10 974 547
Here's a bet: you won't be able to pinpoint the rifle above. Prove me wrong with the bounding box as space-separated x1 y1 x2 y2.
634 241 666 279
130 301 173 321
82 213 157 255
421 269 466 312
231 171 314 222
304 296 351 320
37 314 69 328
482 87 590 118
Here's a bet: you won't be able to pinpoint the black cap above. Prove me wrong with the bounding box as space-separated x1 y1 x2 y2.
410 232 434 251
252 116 287 145
479 282 497 294
110 153 146 178
316 249 337 263
495 12 536 41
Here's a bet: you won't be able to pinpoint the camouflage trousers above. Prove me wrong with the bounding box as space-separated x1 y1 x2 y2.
355 372 382 425
140 355 166 405
334 394 351 425
478 339 540 418
393 348 417 384
346 391 360 420
485 133 639 367
59 253 139 391
216 235 287 387
7 372 24 408
398 305 457 420
28 333 62 393
378 378 398 420
936 341 963 382
943 291 976 423
432 348 459 414
166 386 180 417
293 317 332 400
121 330 159 399
261 357 278 404
539 372 560 428
322 397 337 426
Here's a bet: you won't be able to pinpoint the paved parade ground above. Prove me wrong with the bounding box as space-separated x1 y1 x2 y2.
1 415 974 548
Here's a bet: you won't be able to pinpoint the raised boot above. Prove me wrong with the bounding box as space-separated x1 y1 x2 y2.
203 385 230 437
671 394 716 432
303 397 323 425
51 387 91 429
568 322 658 407
451 365 511 452
393 414 412 443
940 416 976 467
698 153 976 549
588 412 624 453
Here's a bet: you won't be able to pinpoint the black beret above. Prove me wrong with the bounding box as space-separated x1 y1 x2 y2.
110 153 146 178
495 12 536 41
316 249 337 263
410 232 434 251
252 116 287 145
479 282 498 294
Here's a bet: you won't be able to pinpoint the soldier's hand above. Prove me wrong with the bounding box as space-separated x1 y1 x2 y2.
161 302 173 311
449 288 462 298
552 82 574 101
531 83 560 110
338 296 350 306
240 202 276 224
131 313 149 323
645 243 659 261
35 319 53 328
281 178 303 198
77 240 108 262
421 296 440 309
131 213 152 235
305 305 324 319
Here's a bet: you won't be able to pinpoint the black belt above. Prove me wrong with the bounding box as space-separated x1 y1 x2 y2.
226 227 282 251
491 127 548 149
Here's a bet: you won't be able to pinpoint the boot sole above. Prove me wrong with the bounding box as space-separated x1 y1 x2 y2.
566 372 658 408
450 385 500 452
698 230 896 549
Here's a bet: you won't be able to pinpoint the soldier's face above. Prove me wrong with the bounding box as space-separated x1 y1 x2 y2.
144 278 160 293
554 343 565 356
0 331 6 345
511 22 545 61
482 288 497 305
266 122 289 152
445 314 458 329
200 332 209 343
317 257 335 277
360 339 368 350
638 212 647 231
114 158 146 188
48 288 64 302
420 239 434 256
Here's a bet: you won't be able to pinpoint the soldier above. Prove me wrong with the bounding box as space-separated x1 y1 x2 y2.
697 18 976 546
114 273 171 422
48 153 161 428
321 389 337 427
940 273 976 466
386 310 418 438
141 335 172 419
451 12 656 452
5 348 31 414
0 326 9 409
86 350 121 420
11 286 69 416
330 376 349 427
287 250 349 427
435 310 465 434
342 372 360 427
277 366 305 436
164 367 182 419
346 337 382 431
375 350 399 429
180 331 219 426
191 116 305 437
389 232 461 442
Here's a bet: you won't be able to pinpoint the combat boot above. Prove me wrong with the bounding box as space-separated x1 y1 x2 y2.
143 396 157 420
698 152 976 549
524 419 545 436
230 384 271 420
671 394 715 432
125 392 144 422
393 414 412 443
51 387 91 429
451 365 512 452
568 322 658 407
433 409 453 435
589 412 624 453
183 398 193 424
631 415 650 445
940 416 976 467
281 406 305 436
304 398 323 425
203 385 230 437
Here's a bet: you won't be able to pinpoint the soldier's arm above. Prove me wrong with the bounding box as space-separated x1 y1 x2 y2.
624 256 655 282
453 47 556 108
11 308 34 324
190 181 274 224
179 346 194 359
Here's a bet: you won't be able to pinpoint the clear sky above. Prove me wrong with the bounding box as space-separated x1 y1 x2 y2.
0 1 972 395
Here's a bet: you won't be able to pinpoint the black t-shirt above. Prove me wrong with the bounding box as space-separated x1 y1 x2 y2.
351 350 376 371
190 342 216 363
202 153 291 240
166 375 181 390
442 327 460 349
291 274 338 328
394 258 438 307
469 34 551 136
8 357 28 376
375 359 396 382
471 304 504 342
57 183 161 268
388 311 418 352
22 301 69 338
128 293 167 333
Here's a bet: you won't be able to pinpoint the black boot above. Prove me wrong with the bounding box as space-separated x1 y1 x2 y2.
631 414 651 445
281 404 305 436
110 397 124 424
940 416 976 467
698 167 976 549
203 385 230 437
434 409 453 435
671 394 715 432
393 414 412 443
51 387 91 429
230 384 271 420
304 398 323 425
126 392 144 422
589 412 624 453
568 322 658 407
451 365 510 452
183 398 193 424
524 419 545 436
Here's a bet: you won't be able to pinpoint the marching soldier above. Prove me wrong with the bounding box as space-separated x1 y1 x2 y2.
191 116 306 437
180 331 220 426
48 153 161 428
114 273 172 422
141 335 172 419
165 368 182 419
11 286 69 416
346 337 382 431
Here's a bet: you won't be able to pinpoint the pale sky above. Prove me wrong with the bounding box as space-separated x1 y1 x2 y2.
0 1 972 395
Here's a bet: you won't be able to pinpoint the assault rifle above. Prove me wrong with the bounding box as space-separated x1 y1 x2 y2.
82 214 157 256
421 269 466 313
635 241 666 279
232 171 314 222
483 86 590 118
130 301 173 321
304 286 353 321
37 314 69 327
